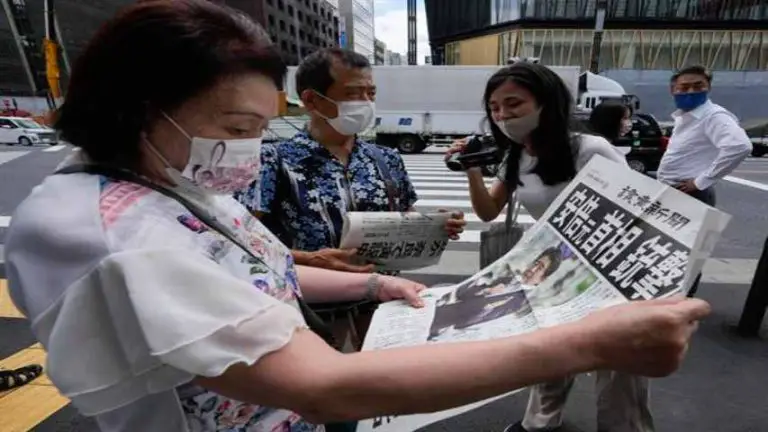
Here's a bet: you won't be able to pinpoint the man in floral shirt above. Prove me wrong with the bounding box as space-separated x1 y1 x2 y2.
237 48 465 273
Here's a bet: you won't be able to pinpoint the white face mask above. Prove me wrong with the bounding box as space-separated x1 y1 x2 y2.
315 91 376 136
147 112 262 196
494 109 541 143
620 119 633 136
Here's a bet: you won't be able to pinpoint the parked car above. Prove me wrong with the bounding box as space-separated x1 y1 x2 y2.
751 137 768 157
0 116 59 146
575 110 668 174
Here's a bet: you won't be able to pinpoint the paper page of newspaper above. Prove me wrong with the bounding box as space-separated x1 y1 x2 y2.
355 156 730 432
339 212 451 271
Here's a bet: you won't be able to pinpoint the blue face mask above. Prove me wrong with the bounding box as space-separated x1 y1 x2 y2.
673 91 708 111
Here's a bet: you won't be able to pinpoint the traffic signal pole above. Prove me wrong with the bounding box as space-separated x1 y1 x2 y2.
589 0 608 74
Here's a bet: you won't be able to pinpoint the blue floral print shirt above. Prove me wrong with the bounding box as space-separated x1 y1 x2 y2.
236 131 418 251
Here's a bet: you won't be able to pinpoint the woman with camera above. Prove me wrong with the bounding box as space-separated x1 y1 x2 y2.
446 62 654 432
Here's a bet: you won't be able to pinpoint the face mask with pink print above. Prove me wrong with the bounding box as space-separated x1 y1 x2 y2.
151 112 261 196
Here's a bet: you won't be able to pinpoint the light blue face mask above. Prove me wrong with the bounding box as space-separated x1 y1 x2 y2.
673 91 708 112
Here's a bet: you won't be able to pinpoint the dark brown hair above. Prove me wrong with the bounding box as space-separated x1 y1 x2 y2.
56 0 286 168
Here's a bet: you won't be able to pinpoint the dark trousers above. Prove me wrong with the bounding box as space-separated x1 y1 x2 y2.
687 187 717 298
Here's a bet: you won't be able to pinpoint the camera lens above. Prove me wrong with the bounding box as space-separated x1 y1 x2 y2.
445 153 465 172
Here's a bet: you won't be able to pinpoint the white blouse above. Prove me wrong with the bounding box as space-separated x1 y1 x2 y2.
497 134 628 219
5 152 317 431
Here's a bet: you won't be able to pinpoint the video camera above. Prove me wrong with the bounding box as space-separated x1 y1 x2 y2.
445 134 504 172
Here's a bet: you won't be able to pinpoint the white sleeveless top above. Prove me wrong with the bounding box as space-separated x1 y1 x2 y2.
497 134 628 219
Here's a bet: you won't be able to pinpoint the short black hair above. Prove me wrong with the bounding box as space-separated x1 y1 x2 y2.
671 65 713 83
535 247 562 278
295 48 370 96
56 0 285 169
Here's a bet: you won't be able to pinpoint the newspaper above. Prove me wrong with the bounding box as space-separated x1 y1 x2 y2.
339 212 451 271
355 156 731 432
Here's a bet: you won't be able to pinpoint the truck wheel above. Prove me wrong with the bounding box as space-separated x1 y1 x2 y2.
628 159 647 173
19 136 32 146
752 148 766 157
397 135 423 154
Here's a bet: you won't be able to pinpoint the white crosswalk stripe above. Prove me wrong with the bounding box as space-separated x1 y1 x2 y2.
401 153 534 276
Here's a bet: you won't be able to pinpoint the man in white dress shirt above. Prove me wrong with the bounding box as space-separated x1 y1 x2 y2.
657 65 752 296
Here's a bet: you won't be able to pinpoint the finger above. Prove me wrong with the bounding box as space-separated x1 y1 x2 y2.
670 298 712 321
341 248 360 259
447 219 467 228
452 210 465 219
449 234 460 240
641 296 688 307
403 285 425 308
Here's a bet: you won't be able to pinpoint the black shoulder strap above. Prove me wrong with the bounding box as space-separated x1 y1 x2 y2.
55 164 337 347
367 145 398 211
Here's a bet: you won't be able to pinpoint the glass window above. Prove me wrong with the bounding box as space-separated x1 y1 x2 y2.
445 42 460 65
491 0 521 24
13 119 42 129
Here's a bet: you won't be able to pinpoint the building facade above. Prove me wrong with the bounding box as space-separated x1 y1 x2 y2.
0 0 340 96
374 37 386 64
387 51 403 65
234 0 340 65
338 0 375 62
1 0 135 96
426 0 768 71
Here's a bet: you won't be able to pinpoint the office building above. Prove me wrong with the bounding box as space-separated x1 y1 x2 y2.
0 0 341 95
232 0 340 65
425 0 768 71
338 0 375 62
387 51 403 65
374 38 386 65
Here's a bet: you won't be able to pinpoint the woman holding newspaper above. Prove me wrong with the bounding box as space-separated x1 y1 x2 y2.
5 2 710 432
445 62 656 432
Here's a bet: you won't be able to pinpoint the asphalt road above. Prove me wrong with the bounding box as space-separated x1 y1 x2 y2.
0 144 767 432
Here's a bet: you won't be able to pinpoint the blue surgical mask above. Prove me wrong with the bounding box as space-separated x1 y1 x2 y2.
673 91 708 112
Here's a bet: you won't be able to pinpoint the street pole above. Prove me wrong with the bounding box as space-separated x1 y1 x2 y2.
735 236 768 337
589 0 607 74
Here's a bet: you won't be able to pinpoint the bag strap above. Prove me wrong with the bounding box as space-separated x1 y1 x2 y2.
54 164 338 347
367 145 398 211
504 191 521 231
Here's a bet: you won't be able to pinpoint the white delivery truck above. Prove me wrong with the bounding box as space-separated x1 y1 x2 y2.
269 65 582 154
371 65 580 153
576 71 640 112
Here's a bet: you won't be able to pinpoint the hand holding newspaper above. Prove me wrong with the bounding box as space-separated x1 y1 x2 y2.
355 156 731 432
339 212 451 271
